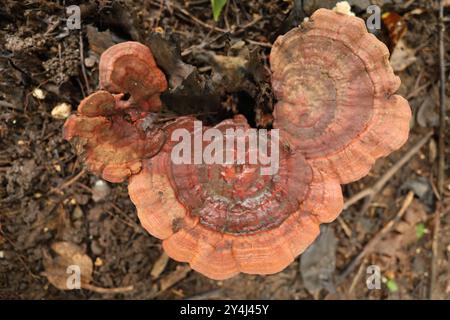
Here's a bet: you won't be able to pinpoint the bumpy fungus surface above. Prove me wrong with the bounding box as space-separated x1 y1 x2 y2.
128 116 343 279
63 91 166 183
63 9 411 280
63 41 169 182
99 41 167 112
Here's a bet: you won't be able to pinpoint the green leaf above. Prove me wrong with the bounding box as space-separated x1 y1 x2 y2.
416 223 426 240
386 279 399 293
211 0 227 22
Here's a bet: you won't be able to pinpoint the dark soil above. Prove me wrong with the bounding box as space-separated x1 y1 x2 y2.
0 0 449 299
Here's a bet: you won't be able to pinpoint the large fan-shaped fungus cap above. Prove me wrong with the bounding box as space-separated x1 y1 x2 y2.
128 116 343 279
99 41 167 112
271 9 411 184
63 90 166 183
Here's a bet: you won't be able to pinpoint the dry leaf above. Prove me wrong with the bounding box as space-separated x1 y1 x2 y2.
390 39 417 72
42 242 93 290
43 241 134 294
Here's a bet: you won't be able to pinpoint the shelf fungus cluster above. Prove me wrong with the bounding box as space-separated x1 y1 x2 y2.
64 9 411 280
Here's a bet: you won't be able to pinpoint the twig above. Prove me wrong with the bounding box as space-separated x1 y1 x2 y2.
431 1 446 297
82 283 134 294
185 289 224 300
337 216 352 238
170 2 262 36
49 168 86 194
338 191 415 282
79 32 91 95
430 204 442 299
438 0 447 196
246 39 272 48
173 4 228 33
232 16 263 35
348 259 367 295
343 131 433 212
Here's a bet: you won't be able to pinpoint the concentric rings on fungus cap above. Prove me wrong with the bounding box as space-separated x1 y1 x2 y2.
270 9 411 184
128 116 343 279
64 41 169 183
99 42 167 112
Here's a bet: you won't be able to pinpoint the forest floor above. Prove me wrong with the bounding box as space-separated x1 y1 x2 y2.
0 0 449 299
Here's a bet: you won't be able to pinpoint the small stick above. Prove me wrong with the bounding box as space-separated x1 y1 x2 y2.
49 168 86 194
173 4 228 33
79 32 91 95
437 0 447 196
430 205 442 299
348 259 367 295
246 39 272 48
337 216 352 238
338 191 415 282
430 0 446 299
343 131 433 211
82 283 134 294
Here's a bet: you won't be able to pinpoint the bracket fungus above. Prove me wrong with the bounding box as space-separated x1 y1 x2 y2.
271 9 411 184
128 115 344 279
63 9 411 280
63 41 169 183
99 41 167 112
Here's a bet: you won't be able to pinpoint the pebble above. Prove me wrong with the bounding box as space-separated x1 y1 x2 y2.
32 88 46 100
92 180 111 202
72 206 84 220
51 102 72 119
90 240 104 256
84 54 97 68
94 257 104 267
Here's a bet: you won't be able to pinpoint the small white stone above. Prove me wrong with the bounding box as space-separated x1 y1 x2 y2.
84 54 97 68
0 251 4 259
51 102 72 119
333 1 355 16
32 88 46 100
92 180 111 202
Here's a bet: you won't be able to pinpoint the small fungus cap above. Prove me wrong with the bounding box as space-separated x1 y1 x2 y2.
63 91 166 183
99 41 168 112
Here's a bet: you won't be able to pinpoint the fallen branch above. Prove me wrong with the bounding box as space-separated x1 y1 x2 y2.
437 0 447 196
49 168 86 194
431 0 447 299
